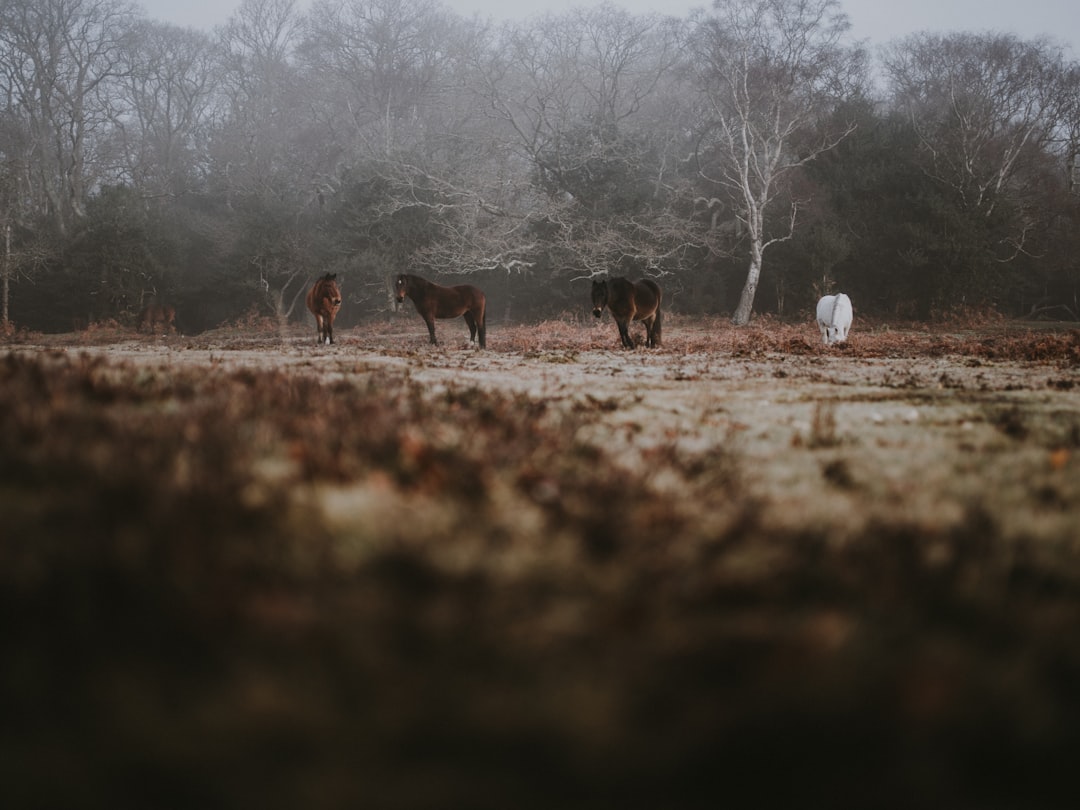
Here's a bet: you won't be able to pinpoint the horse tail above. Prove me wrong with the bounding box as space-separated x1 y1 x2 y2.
478 293 487 349
645 279 662 346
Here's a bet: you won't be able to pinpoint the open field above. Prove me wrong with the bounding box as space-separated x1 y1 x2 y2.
2 316 1080 808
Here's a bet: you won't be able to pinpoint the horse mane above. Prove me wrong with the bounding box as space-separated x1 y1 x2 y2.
831 293 851 325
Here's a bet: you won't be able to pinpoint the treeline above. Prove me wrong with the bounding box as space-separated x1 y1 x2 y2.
2 0 1078 334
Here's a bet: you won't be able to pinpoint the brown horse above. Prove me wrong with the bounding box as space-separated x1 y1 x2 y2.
591 277 662 349
137 303 176 335
394 273 487 349
306 273 342 345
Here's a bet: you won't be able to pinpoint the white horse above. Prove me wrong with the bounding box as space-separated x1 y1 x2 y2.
816 293 853 345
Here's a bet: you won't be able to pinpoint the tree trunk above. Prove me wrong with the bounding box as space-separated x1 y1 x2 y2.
731 244 762 325
2 223 10 329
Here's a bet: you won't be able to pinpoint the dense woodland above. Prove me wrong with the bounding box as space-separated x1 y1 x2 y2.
2 0 1079 334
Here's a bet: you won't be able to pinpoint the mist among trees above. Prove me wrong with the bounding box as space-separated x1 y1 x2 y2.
2 0 1078 333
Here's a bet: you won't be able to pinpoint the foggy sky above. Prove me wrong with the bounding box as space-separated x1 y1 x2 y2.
138 0 1078 51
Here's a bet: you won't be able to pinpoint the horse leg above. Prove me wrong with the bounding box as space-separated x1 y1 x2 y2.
642 314 656 348
472 300 487 349
617 319 634 349
425 316 438 345
326 319 334 345
315 315 325 344
463 311 478 344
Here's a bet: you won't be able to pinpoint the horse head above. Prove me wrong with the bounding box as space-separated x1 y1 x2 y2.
323 275 342 311
591 280 609 318
394 274 408 303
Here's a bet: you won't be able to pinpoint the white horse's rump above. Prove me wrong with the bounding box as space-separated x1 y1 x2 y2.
816 293 853 345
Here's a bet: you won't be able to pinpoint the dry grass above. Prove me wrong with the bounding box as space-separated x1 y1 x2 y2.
7 311 1079 364
389 313 1080 363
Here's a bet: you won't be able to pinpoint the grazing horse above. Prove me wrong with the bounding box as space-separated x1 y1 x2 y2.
394 273 487 349
137 303 176 335
307 273 343 345
591 277 663 349
816 293 853 345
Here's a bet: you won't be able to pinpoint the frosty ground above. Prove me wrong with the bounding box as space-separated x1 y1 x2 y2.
58 315 1080 545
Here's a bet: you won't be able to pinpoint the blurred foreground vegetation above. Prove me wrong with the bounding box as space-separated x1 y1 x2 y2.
2 331 1080 808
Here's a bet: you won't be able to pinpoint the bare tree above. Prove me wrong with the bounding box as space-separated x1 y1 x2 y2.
111 20 218 197
1066 62 1080 195
300 0 521 282
461 5 690 279
301 0 454 158
0 0 139 236
0 220 52 330
211 0 309 196
689 0 861 325
882 32 1077 257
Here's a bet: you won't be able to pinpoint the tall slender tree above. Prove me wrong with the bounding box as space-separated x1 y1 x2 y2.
689 0 862 324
